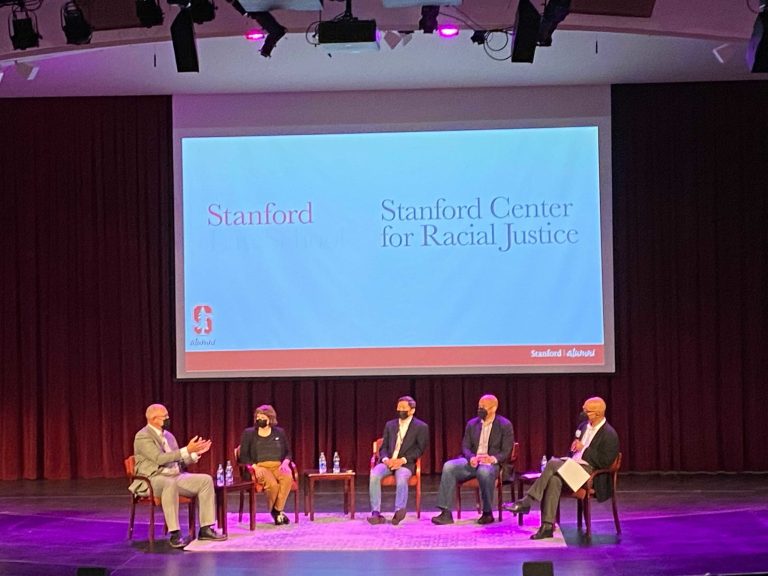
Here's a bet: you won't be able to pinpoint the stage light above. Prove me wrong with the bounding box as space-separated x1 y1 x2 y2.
61 1 93 45
190 0 216 24
9 7 41 51
170 8 199 72
470 29 486 45
537 0 570 47
437 24 459 38
136 0 164 27
418 5 439 34
245 29 265 41
249 11 285 57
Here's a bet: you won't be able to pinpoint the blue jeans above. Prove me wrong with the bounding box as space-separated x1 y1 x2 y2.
369 463 412 512
436 457 499 514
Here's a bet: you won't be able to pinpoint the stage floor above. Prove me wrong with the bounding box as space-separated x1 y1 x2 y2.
1 474 767 576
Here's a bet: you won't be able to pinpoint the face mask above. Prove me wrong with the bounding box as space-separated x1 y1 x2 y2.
578 411 588 421
397 411 410 420
256 419 269 428
161 418 171 431
477 408 488 420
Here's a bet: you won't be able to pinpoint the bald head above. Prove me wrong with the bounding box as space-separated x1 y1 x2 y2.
478 394 499 421
583 396 606 425
145 403 169 429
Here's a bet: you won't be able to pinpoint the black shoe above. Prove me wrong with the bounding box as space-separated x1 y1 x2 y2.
391 509 407 525
530 524 554 540
477 512 494 525
277 512 290 525
503 500 531 515
197 525 227 541
431 509 454 525
168 531 190 549
367 511 386 525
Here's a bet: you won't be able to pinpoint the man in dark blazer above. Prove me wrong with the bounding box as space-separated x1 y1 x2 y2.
506 396 620 539
432 394 514 525
130 403 226 548
368 395 429 525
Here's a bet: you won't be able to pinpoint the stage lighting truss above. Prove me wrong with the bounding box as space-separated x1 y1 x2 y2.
169 0 217 24
8 2 42 50
61 1 92 45
136 0 164 27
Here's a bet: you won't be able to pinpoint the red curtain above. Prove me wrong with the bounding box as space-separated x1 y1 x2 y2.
0 85 766 481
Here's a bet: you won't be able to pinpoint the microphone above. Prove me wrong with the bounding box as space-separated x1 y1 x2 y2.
574 429 582 439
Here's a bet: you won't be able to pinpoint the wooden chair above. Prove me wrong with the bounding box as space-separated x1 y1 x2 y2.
235 446 300 523
370 438 423 518
557 452 622 541
124 455 196 550
456 442 519 521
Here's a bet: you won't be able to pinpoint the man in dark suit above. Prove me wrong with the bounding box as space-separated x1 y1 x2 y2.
368 395 429 525
506 396 620 539
432 394 514 525
130 403 227 548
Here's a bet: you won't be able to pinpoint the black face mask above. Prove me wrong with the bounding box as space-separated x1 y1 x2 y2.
578 411 588 422
397 411 410 420
161 418 171 431
256 419 269 428
477 408 488 420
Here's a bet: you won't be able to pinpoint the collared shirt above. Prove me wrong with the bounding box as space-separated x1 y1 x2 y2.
148 424 197 475
391 416 412 462
572 417 606 462
477 417 494 457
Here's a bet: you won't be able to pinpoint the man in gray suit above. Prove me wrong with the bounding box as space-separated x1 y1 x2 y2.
130 403 227 548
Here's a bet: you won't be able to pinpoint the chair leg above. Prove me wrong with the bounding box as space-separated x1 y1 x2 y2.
239 491 245 522
576 499 583 530
612 495 621 535
128 500 136 540
456 488 463 519
148 503 155 550
416 481 421 519
496 482 503 522
293 488 299 524
249 487 256 530
583 497 592 541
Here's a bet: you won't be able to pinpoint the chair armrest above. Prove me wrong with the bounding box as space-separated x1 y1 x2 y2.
131 474 155 500
289 460 299 482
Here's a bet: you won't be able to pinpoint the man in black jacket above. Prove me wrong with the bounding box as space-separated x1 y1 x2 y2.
432 394 514 526
506 396 620 539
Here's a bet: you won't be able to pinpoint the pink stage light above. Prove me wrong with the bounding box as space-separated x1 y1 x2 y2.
246 30 266 41
437 25 460 38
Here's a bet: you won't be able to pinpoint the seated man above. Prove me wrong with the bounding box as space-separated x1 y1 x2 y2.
130 403 227 548
505 396 620 539
368 395 429 525
432 394 514 525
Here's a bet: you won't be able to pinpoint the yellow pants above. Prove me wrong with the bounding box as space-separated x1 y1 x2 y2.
253 461 293 512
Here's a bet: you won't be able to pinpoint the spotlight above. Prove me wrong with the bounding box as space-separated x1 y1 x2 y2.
245 29 265 40
10 7 41 51
437 24 459 38
418 5 438 34
470 29 486 45
136 0 164 27
190 0 216 24
61 1 93 45
537 0 570 47
170 8 199 72
249 11 285 57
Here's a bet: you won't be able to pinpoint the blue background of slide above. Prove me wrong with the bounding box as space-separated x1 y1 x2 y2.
182 127 604 351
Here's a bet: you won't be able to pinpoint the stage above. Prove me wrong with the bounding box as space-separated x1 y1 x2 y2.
1 474 767 576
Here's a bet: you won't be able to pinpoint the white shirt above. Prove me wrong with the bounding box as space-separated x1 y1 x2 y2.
572 418 606 463
389 416 412 463
477 417 494 457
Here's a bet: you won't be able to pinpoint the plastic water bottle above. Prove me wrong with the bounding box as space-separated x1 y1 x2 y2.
318 452 327 474
216 464 225 487
540 455 547 472
225 460 234 486
332 451 341 474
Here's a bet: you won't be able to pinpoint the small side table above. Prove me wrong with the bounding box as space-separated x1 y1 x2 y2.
515 471 541 526
302 469 356 521
215 479 256 535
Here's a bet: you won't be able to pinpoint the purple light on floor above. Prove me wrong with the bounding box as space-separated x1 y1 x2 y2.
245 30 266 41
438 25 460 38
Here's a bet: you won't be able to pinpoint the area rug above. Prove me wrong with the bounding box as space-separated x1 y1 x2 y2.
185 511 566 552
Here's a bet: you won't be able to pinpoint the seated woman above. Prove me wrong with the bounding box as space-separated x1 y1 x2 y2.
239 404 294 525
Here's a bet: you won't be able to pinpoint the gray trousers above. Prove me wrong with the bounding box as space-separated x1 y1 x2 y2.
150 472 216 532
525 458 592 525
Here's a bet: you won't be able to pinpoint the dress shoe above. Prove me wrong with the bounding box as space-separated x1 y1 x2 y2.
391 509 407 525
503 500 531 515
168 531 190 549
277 512 290 525
367 511 386 525
530 524 555 540
197 525 227 541
431 509 454 525
477 512 494 525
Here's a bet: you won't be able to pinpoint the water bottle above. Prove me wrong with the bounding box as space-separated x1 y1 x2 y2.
318 452 327 474
332 451 341 474
540 455 547 472
225 460 234 486
216 464 225 487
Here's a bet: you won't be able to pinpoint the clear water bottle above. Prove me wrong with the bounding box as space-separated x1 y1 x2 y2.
225 460 234 486
540 455 547 472
318 451 327 474
216 463 224 487
332 451 341 474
